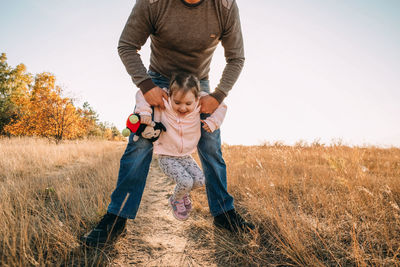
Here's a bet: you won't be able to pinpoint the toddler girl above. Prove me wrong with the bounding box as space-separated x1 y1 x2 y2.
135 72 227 220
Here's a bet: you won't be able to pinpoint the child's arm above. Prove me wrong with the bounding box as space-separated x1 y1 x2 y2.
201 100 228 133
135 90 153 125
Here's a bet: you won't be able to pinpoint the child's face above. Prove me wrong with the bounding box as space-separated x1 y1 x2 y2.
171 89 197 116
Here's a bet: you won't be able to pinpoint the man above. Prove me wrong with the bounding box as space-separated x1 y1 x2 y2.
83 0 254 246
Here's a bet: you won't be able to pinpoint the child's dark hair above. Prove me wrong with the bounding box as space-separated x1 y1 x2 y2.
169 72 200 98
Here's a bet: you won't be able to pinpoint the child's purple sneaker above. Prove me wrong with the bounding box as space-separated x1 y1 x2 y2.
183 194 192 213
169 196 189 221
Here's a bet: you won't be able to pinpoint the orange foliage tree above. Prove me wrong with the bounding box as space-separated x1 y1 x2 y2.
5 73 86 143
2 53 125 142
0 53 32 134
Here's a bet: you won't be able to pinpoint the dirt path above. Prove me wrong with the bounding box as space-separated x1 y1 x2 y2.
111 159 219 267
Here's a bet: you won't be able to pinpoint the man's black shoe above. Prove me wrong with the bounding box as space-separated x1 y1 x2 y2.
82 212 127 247
213 209 255 233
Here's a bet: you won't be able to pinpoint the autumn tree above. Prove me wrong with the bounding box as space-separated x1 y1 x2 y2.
2 53 125 142
77 101 101 137
5 73 85 143
77 104 124 140
0 53 32 134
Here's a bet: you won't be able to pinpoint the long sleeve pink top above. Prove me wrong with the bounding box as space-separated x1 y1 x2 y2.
135 91 227 157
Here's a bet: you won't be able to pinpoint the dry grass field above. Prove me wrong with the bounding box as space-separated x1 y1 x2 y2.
0 137 399 266
191 143 400 266
0 137 125 266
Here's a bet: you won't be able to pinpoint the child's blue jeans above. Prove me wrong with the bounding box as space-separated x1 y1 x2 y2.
107 70 234 218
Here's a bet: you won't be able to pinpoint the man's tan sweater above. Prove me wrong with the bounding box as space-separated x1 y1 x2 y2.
118 0 244 103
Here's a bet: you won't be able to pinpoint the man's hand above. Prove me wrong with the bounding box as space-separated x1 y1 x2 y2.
200 95 220 114
140 115 153 125
143 86 168 109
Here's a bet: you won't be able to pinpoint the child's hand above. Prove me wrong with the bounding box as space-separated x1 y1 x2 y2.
201 120 212 133
140 115 153 125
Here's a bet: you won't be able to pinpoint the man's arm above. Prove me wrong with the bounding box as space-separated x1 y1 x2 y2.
118 0 155 94
202 0 244 114
212 0 244 103
118 0 168 108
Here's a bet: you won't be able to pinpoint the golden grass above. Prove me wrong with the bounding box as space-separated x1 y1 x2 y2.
0 137 126 266
191 143 400 266
1 137 399 266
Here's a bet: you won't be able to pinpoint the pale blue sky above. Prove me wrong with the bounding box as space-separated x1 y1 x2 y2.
1 0 399 146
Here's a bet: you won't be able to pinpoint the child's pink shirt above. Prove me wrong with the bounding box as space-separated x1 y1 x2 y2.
135 91 227 157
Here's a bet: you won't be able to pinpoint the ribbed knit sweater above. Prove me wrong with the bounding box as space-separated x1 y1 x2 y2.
118 0 244 103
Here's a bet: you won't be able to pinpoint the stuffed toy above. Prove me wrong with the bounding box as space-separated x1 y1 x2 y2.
122 114 166 142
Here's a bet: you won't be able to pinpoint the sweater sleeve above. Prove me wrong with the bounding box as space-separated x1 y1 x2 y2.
134 90 153 116
203 101 228 132
118 0 157 94
211 0 244 103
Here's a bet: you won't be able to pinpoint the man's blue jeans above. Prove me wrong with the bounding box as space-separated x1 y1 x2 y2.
107 70 234 218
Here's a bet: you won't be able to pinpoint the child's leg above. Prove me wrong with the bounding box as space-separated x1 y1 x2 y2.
180 155 205 189
158 155 194 200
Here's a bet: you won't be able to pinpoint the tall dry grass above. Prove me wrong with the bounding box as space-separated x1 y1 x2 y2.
191 143 400 266
0 137 126 266
1 137 399 266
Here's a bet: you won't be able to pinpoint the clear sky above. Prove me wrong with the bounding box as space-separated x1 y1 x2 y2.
1 0 399 146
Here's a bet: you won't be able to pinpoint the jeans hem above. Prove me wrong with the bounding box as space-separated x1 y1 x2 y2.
210 206 235 217
107 208 136 220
